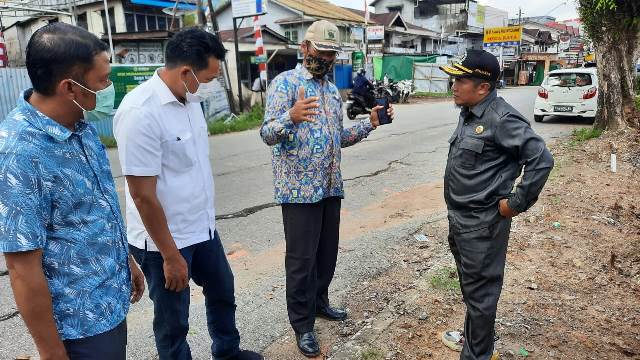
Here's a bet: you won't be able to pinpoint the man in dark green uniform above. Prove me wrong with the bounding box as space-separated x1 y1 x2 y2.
439 49 554 360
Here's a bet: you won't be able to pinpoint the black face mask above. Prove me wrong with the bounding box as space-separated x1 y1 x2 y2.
304 54 335 78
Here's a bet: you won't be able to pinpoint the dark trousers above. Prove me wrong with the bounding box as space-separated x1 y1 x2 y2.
129 230 240 360
63 320 127 360
281 197 341 334
448 218 512 360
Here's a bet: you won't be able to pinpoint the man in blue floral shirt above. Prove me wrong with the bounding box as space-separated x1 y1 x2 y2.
0 23 144 360
260 20 394 357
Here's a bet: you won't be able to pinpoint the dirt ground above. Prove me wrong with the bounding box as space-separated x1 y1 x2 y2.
262 130 640 360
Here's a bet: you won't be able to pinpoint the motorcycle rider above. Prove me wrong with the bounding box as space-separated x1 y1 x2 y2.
352 68 375 108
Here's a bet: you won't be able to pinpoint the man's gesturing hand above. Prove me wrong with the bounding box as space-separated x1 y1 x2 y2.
499 198 519 218
289 86 319 124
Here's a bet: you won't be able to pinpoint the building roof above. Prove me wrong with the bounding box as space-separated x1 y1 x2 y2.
218 26 292 44
101 30 175 41
343 7 438 36
545 21 579 36
522 28 556 45
215 0 364 23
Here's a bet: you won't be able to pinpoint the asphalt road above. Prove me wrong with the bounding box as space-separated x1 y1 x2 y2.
0 86 592 359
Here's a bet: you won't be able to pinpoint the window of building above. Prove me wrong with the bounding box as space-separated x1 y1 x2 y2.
340 27 350 43
147 15 158 30
136 14 146 31
76 12 88 29
388 6 402 13
101 7 116 34
285 29 298 42
157 16 167 30
125 13 135 32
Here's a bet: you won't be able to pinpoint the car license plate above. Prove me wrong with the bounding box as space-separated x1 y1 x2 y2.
554 105 573 112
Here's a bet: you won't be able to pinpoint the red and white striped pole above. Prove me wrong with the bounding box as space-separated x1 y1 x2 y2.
253 15 267 84
0 31 8 68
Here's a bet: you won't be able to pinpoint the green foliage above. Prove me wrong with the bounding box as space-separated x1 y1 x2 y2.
207 105 264 135
578 0 640 42
430 267 461 292
569 128 603 146
100 136 117 148
360 349 384 360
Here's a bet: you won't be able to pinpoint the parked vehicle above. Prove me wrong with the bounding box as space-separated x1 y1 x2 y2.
346 88 376 120
533 68 598 123
397 80 414 103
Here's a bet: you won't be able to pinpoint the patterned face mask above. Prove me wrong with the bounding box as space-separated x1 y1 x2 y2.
304 54 335 78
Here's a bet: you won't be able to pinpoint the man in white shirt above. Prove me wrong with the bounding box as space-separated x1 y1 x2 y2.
114 28 262 360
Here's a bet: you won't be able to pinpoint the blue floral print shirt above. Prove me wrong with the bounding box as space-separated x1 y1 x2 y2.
0 90 130 340
260 65 374 204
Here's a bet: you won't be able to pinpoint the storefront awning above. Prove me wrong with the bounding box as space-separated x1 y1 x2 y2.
130 0 197 10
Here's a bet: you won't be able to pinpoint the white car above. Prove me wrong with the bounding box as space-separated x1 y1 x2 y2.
533 68 598 123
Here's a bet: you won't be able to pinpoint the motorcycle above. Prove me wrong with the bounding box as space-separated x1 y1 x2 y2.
396 80 414 103
345 89 376 120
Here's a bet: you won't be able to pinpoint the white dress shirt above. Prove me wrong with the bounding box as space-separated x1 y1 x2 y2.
114 70 215 251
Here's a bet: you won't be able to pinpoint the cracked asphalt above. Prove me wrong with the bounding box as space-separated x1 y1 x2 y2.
0 87 591 359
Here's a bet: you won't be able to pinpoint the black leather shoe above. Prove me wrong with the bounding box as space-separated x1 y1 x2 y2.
316 306 348 321
214 350 263 360
295 332 320 358
228 350 264 360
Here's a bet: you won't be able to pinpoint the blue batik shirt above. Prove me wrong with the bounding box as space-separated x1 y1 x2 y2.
260 65 374 204
0 90 130 340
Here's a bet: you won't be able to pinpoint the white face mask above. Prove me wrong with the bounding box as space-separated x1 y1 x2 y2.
184 69 216 103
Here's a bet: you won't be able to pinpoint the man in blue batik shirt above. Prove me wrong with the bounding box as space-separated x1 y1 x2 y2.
260 20 394 358
0 23 144 360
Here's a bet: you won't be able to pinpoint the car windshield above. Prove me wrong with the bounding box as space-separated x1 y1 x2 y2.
547 73 593 87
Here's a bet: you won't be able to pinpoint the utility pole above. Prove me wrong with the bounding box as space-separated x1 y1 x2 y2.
207 0 236 114
233 17 244 112
196 0 206 27
515 7 522 86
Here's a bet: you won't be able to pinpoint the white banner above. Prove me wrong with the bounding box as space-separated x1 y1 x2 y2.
232 0 267 18
367 26 385 41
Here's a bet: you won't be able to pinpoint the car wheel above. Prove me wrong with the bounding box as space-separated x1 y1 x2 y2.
587 117 596 124
534 115 545 122
347 108 357 120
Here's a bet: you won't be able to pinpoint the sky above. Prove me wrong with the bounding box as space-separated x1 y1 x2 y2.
329 0 580 22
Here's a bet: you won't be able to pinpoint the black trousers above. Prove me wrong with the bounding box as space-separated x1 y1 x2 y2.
281 197 341 334
63 320 127 360
448 217 512 360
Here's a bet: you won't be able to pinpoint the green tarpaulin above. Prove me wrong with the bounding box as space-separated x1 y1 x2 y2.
373 55 439 81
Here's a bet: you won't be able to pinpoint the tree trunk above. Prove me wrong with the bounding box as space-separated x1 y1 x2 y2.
593 26 640 130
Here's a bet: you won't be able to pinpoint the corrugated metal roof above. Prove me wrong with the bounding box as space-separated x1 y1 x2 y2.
0 68 31 121
0 68 114 137
275 0 364 23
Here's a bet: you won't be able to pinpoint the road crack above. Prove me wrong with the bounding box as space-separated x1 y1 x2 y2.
216 202 279 220
345 154 411 181
0 311 19 322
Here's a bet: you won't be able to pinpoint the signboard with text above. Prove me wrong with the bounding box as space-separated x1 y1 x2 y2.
367 26 385 41
110 65 161 108
483 26 522 47
232 0 267 18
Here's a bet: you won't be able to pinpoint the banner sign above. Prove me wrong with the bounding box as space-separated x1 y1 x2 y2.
483 26 522 47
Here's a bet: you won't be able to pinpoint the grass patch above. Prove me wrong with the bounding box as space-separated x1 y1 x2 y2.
207 106 264 135
414 91 453 98
430 266 460 292
635 95 640 110
569 127 603 146
100 136 117 148
360 348 385 360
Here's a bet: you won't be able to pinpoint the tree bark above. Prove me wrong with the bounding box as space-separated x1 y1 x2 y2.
593 25 640 130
